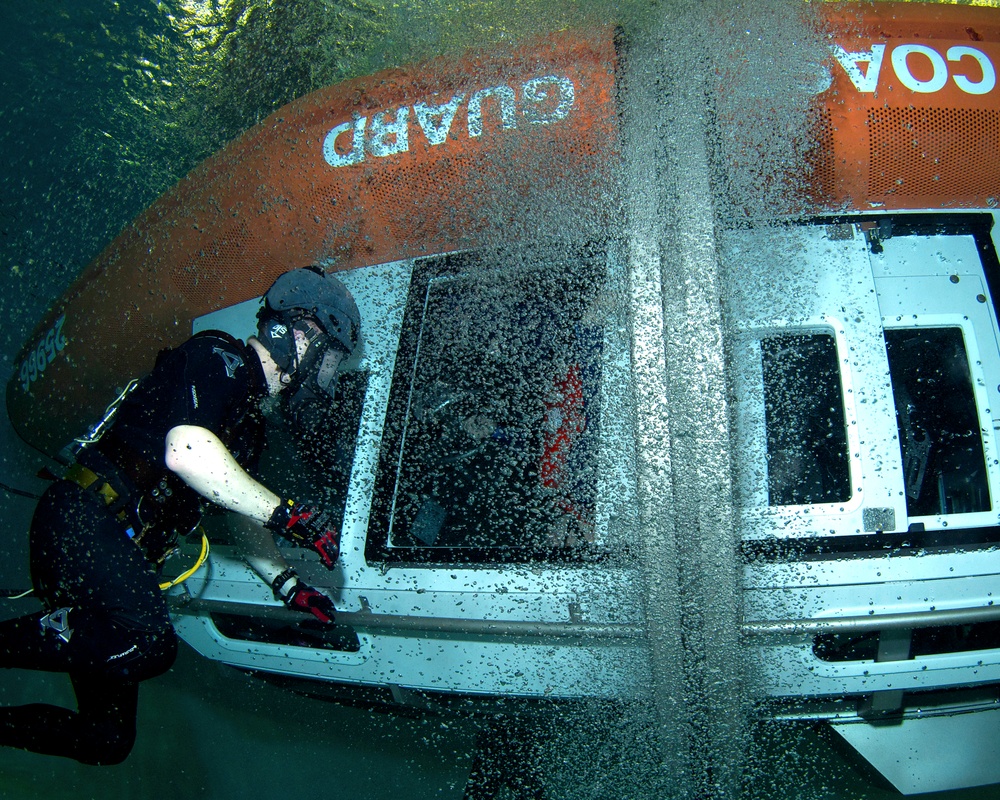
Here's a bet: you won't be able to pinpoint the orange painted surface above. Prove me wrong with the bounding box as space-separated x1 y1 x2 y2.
8 29 619 456
9 4 1000 456
814 2 1000 210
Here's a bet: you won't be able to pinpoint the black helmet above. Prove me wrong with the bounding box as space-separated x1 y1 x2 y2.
256 267 361 407
258 266 360 359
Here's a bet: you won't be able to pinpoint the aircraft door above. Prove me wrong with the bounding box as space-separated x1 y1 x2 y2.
721 224 909 543
873 231 1000 532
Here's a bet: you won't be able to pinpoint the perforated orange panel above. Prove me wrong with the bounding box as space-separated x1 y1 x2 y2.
805 109 838 204
815 2 1000 211
867 107 1000 200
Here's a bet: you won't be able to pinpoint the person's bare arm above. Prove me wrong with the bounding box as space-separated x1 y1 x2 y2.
226 514 291 588
164 424 280 523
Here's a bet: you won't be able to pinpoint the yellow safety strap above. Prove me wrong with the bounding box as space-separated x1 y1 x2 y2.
64 464 211 591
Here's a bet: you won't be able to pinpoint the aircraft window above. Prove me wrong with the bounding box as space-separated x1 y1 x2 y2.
761 332 851 506
259 369 370 521
369 248 606 564
210 612 361 653
885 327 991 517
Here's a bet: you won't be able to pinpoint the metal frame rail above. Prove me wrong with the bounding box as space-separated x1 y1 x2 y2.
173 596 1000 639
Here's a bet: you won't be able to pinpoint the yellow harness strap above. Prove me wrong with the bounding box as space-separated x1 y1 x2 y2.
64 463 210 589
64 463 128 521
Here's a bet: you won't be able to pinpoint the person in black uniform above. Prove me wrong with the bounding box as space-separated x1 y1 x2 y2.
0 266 360 765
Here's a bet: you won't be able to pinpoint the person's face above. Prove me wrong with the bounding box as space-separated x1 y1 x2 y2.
291 319 325 363
289 319 344 398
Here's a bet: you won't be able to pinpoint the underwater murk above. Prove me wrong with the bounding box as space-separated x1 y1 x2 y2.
3 0 1000 798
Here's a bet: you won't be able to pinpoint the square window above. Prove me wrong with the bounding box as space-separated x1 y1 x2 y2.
369 248 608 564
761 332 851 506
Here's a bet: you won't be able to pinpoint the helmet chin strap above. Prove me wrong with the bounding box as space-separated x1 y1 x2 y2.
259 310 344 412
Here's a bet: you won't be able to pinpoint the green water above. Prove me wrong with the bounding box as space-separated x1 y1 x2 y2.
4 1 1000 798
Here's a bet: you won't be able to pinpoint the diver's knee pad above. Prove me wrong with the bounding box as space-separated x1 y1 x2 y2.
38 607 74 643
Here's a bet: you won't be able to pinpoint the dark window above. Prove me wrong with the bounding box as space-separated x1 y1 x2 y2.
260 369 370 519
369 248 606 564
761 332 851 506
814 621 1000 662
885 327 990 516
211 613 360 652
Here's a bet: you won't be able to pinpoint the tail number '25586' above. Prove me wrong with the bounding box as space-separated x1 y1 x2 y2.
20 315 67 392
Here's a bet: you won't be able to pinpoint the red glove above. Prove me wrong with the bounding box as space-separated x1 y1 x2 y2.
267 500 341 569
271 569 336 624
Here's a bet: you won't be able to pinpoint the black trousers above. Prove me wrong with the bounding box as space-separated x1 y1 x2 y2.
0 480 177 765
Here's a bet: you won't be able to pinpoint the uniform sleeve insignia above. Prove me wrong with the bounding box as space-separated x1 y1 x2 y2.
212 346 244 379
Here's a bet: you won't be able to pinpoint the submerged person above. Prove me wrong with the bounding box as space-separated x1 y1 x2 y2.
0 266 360 765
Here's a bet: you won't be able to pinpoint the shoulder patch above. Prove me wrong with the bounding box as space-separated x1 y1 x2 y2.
212 346 244 379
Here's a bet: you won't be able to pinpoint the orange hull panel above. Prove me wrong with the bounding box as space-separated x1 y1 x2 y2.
815 3 1000 211
8 29 619 455
9 4 1000 456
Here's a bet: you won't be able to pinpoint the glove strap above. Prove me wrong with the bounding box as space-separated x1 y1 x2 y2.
265 499 295 532
270 567 298 601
